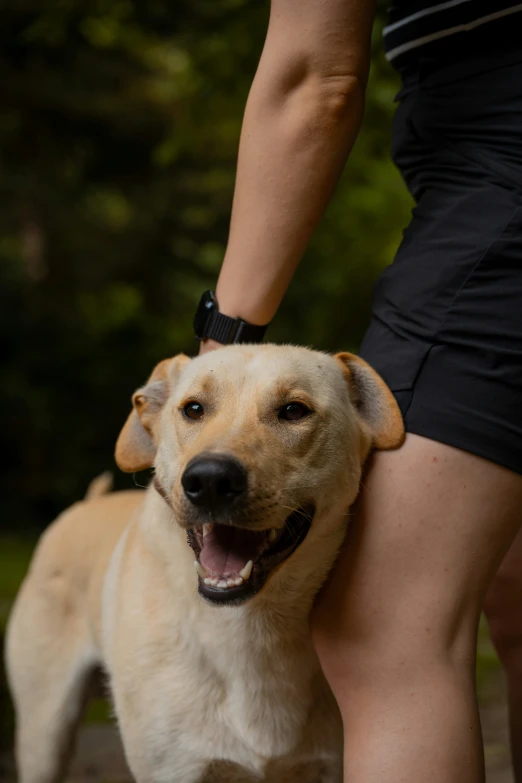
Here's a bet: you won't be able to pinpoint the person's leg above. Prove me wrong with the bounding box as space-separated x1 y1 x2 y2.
312 433 522 783
484 528 522 780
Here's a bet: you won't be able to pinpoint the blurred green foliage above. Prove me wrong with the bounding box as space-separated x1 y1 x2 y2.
0 537 34 631
0 536 34 749
0 0 411 529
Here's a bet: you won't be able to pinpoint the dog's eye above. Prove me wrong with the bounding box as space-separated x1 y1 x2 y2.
183 402 204 421
278 402 311 422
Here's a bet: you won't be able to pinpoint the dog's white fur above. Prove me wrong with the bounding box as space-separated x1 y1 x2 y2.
5 344 403 783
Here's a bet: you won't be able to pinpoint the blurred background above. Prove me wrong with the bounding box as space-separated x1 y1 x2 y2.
0 0 512 780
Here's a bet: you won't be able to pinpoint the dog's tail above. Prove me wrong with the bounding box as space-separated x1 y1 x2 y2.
85 471 114 501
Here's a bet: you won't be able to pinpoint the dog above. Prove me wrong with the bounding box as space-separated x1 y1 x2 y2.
5 344 403 783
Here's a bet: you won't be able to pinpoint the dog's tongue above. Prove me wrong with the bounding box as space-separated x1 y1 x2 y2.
199 525 266 576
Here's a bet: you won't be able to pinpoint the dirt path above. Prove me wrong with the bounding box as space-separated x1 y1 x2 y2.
482 672 514 783
0 677 515 782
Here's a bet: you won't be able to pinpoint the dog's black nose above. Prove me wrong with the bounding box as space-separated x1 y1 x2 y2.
181 455 247 512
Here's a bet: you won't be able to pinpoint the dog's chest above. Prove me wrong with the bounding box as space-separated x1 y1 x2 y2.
170 646 319 758
199 665 342 781
116 635 340 782
208 657 315 760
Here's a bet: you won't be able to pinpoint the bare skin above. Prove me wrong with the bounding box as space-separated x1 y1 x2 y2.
197 0 522 779
212 0 374 326
312 435 522 782
484 529 522 780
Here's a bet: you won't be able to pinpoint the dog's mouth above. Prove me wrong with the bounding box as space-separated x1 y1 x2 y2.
186 505 315 605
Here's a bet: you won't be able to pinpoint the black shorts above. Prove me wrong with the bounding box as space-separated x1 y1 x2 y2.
360 50 522 474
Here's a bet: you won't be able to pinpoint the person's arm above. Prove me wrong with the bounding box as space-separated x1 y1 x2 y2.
201 0 375 353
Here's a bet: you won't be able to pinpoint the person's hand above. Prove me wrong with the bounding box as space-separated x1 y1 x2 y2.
198 338 223 356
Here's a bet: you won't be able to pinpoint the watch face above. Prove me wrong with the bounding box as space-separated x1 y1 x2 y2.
194 290 216 338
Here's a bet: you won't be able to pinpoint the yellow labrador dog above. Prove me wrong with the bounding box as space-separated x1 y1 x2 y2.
6 345 403 783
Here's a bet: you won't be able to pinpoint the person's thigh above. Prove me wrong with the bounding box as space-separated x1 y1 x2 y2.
312 433 522 781
315 434 522 654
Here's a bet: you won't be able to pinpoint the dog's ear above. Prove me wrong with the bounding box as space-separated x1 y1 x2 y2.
335 352 404 450
115 354 191 473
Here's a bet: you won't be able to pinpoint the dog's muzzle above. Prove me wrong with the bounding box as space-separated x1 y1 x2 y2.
186 504 315 606
155 454 315 606
181 454 247 514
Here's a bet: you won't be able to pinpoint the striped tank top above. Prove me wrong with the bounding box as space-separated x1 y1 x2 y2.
384 1 522 71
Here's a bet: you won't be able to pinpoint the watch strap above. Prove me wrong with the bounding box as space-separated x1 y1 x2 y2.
205 310 267 344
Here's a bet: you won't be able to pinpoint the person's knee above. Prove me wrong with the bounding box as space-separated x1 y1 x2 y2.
311 594 476 708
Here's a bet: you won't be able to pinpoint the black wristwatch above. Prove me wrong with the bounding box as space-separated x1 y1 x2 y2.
193 291 268 345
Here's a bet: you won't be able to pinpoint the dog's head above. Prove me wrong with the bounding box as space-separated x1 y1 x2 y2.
115 345 403 605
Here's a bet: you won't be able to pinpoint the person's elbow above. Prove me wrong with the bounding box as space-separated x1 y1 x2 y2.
256 48 368 129
312 70 366 124
268 65 367 137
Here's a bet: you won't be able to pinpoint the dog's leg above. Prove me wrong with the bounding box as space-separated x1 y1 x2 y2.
5 578 98 783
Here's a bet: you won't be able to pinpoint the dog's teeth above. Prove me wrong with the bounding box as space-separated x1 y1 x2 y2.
239 560 253 581
202 574 243 589
268 528 278 542
203 524 212 538
194 561 207 579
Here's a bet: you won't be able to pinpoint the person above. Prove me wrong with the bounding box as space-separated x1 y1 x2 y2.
194 1 522 779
